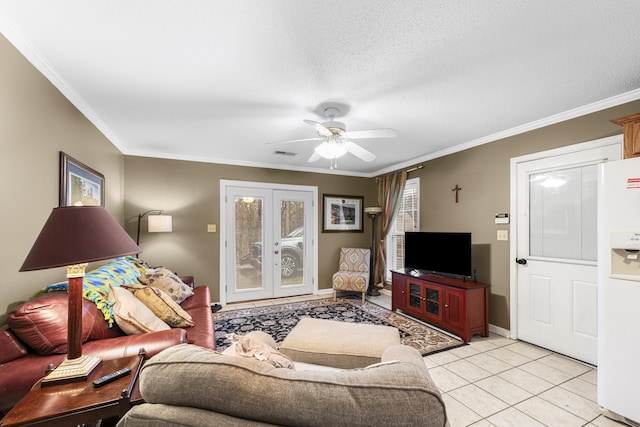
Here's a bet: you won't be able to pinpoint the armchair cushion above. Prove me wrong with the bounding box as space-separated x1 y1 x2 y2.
338 247 370 272
332 271 368 292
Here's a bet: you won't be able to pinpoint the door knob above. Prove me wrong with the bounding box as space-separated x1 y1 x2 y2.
515 258 527 265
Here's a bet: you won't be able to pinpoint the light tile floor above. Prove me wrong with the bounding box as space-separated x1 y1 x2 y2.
221 292 625 427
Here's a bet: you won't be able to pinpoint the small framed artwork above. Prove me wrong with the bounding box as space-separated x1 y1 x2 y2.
59 152 105 207
322 194 364 232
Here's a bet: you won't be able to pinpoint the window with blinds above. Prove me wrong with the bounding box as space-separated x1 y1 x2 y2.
385 177 419 282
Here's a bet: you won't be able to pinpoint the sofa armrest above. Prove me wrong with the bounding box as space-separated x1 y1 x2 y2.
0 325 28 363
179 285 210 311
179 286 214 350
381 344 429 372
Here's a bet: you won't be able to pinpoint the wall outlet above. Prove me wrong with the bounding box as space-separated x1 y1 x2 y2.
497 230 508 241
207 224 217 233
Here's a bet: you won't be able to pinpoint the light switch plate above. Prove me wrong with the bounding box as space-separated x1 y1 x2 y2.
207 224 216 233
497 230 508 241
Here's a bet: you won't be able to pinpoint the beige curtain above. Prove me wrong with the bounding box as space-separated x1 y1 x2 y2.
375 170 407 285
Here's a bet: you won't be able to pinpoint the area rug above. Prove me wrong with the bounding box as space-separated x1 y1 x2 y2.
214 297 465 356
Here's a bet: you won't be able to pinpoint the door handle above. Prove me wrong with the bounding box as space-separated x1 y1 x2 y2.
515 258 527 265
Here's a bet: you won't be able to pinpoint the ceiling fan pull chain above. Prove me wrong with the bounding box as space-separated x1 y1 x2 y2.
330 157 338 170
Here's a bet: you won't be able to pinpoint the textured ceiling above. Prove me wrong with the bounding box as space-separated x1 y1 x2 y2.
1 1 640 176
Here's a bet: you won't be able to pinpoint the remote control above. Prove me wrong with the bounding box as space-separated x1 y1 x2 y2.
93 367 132 387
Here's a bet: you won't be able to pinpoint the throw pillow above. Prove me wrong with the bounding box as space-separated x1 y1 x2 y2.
138 267 194 303
121 283 194 328
108 284 170 335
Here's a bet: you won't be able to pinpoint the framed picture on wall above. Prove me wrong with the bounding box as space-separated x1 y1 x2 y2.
322 194 364 232
59 152 105 207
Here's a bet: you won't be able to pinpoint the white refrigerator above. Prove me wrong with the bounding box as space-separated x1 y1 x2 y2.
597 156 640 426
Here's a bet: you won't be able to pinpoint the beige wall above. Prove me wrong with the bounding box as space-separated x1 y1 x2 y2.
407 99 640 329
0 35 125 321
4 29 640 332
123 157 375 301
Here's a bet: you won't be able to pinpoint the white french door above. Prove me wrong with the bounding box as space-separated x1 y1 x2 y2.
221 181 317 304
511 136 621 365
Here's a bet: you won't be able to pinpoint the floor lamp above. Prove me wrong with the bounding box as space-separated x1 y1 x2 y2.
136 209 172 245
20 206 141 385
365 206 382 296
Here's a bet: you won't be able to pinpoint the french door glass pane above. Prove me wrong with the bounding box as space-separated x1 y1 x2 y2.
280 199 305 285
235 196 264 290
529 164 597 261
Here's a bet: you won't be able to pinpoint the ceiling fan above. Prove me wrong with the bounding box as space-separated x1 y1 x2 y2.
269 106 398 169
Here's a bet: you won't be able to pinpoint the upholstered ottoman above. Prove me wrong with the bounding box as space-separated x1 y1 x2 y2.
279 317 401 369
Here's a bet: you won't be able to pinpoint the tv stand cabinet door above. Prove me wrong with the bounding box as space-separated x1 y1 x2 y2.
391 274 407 311
444 287 465 339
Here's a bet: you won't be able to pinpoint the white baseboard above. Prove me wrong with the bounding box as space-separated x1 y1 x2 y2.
489 324 510 338
318 288 391 297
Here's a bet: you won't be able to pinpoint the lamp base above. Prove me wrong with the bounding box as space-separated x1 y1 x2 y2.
367 287 381 297
41 355 102 387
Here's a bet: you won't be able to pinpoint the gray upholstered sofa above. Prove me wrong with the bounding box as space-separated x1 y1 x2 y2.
117 337 448 427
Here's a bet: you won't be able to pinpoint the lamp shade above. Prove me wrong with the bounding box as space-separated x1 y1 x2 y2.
364 206 383 215
148 214 172 233
20 206 141 271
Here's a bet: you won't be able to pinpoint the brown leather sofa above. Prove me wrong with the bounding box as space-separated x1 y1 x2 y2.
0 276 214 416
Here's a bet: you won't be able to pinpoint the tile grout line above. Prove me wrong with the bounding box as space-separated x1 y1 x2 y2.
436 341 600 426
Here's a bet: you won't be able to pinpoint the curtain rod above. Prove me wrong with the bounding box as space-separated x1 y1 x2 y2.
406 165 423 173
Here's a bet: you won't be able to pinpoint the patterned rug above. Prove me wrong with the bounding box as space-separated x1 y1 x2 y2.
214 297 465 356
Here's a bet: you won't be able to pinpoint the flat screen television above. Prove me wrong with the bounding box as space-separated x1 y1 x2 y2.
404 232 473 279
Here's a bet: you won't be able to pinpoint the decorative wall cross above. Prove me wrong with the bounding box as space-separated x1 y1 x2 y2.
452 184 462 203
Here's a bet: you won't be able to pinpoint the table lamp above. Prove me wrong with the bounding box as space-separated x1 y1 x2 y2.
20 206 141 385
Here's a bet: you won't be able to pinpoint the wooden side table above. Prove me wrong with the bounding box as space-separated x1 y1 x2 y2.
0 352 145 427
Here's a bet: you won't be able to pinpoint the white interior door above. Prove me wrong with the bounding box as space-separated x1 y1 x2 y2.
222 182 316 304
513 138 621 365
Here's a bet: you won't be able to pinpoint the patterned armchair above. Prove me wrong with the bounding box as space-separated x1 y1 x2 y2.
332 248 371 303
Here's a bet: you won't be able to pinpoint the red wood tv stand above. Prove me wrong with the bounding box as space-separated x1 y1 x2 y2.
391 269 489 342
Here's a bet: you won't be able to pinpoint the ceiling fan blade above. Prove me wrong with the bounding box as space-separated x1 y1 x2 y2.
303 119 333 137
308 151 322 163
265 137 322 145
344 128 398 139
344 141 376 162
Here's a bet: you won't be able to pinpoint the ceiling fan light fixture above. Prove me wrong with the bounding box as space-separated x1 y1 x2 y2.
314 139 347 159
270 104 396 168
